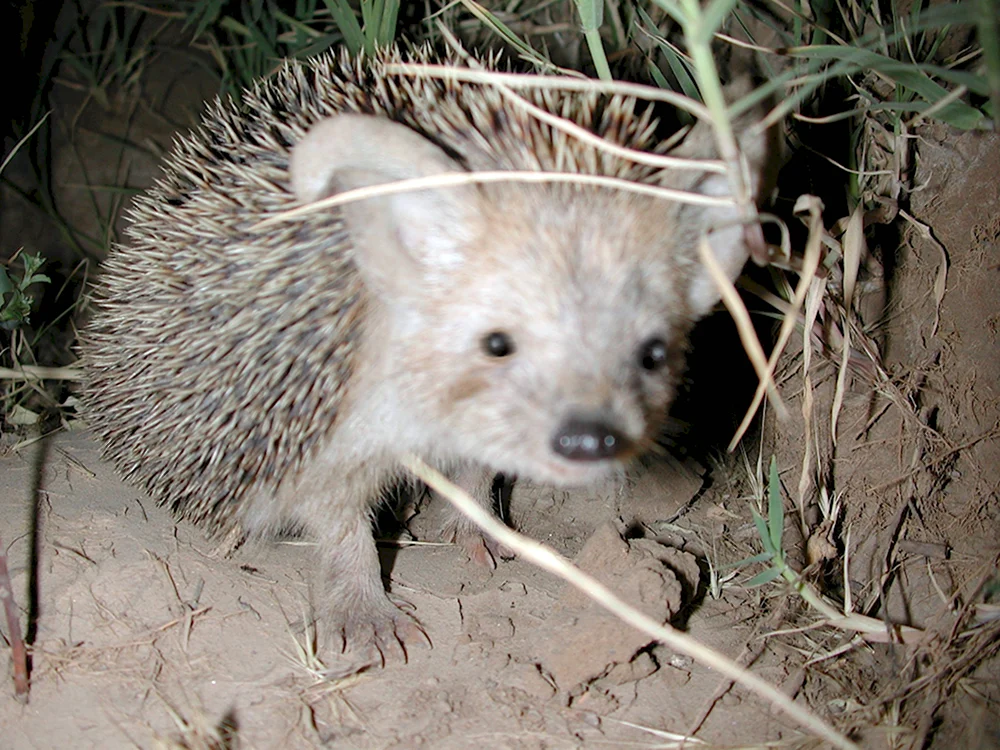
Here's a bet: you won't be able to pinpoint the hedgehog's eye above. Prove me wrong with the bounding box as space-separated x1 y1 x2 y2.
482 331 515 358
638 337 669 371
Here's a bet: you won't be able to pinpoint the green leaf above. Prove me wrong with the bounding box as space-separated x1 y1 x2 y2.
976 0 1000 119
727 69 799 118
699 0 739 43
768 456 784 553
1 295 32 324
785 45 989 129
751 507 776 556
323 0 364 56
635 5 699 106
245 15 279 64
20 274 50 291
574 0 604 34
650 0 684 27
187 0 225 40
0 254 49 326
21 253 46 281
455 2 555 71
647 60 670 90
746 567 785 587
723 551 774 569
375 0 400 48
218 15 250 37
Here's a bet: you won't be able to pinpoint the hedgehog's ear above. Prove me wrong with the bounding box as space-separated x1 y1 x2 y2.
679 167 761 319
666 85 780 319
290 114 481 295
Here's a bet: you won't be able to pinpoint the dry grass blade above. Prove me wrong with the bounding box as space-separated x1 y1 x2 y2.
840 205 864 315
254 170 733 229
490 83 726 173
405 455 859 750
0 114 51 174
383 63 711 118
797 276 824 518
831 205 866 444
698 233 786 423
0 366 83 381
898 209 948 338
729 196 826 451
0 532 29 701
153 691 238 750
599 715 706 745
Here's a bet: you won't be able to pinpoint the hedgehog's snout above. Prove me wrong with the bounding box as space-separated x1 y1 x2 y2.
550 412 635 462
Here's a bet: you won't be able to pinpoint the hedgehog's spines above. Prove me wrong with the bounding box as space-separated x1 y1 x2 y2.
81 43 670 534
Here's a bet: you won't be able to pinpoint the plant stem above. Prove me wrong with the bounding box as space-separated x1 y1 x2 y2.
0 534 29 701
583 28 612 80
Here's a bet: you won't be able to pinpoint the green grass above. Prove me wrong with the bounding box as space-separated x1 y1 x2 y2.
0 254 50 331
183 0 403 99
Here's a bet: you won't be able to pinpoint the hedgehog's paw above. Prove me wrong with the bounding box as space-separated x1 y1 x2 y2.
433 464 512 568
443 516 515 569
329 596 430 667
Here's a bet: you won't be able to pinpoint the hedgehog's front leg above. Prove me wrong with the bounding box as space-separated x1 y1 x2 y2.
436 463 514 569
314 501 428 663
288 457 428 664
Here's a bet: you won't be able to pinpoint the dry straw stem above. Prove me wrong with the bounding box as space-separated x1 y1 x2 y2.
0 366 83 382
830 204 866 445
383 63 711 118
428 23 722 175
665 0 771 272
698 232 785 421
255 170 734 229
0 532 29 701
487 82 727 173
658 0 790 441
600 715 705 746
728 195 826 452
796 275 824 519
405 455 859 750
898 209 948 338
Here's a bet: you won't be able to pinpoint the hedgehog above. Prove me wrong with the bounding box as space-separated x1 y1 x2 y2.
80 44 772 662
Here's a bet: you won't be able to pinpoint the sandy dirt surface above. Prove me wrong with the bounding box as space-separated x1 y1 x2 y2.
4 435 798 749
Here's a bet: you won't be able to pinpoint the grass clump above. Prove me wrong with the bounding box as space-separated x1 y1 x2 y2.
0 253 50 331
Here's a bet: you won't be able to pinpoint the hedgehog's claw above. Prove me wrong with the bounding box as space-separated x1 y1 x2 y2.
463 532 516 570
331 597 430 666
444 519 515 569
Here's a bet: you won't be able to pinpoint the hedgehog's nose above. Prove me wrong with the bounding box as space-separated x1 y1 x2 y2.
551 416 632 462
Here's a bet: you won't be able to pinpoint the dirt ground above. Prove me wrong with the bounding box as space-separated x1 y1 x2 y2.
3 35 1000 750
3 432 763 748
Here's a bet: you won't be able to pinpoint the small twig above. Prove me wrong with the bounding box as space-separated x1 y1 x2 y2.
384 64 710 117
0 533 29 701
255 169 732 230
729 195 826 450
0 366 83 382
406 455 859 750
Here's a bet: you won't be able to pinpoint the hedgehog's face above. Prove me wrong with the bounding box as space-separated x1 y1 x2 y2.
392 188 696 485
289 114 761 485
